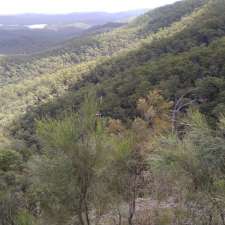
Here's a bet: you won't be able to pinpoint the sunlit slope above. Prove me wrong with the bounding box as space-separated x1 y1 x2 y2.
18 13 225 127
0 0 208 85
0 0 223 136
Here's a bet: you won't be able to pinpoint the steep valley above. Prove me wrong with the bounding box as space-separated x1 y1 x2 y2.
1 0 225 224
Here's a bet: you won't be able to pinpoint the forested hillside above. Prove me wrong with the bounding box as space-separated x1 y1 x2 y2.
1 0 225 224
0 0 212 126
0 0 207 84
0 27 86 55
0 10 144 55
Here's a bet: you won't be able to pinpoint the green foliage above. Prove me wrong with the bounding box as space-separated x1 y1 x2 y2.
152 110 225 224
0 149 21 171
31 94 113 224
0 0 225 224
16 210 35 225
0 28 84 55
0 148 28 225
0 0 223 149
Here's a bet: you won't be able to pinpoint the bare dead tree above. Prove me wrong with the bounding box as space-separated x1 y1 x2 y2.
172 91 196 134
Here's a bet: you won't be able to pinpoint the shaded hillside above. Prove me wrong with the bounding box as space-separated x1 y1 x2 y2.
1 1 225 224
0 27 85 55
4 0 224 146
0 22 125 55
0 0 208 85
0 0 215 134
0 10 146 55
13 33 225 147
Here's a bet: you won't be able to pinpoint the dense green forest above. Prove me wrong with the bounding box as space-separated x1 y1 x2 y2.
0 0 225 224
0 0 207 84
0 27 86 55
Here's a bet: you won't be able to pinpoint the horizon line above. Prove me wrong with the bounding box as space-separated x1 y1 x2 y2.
0 8 150 16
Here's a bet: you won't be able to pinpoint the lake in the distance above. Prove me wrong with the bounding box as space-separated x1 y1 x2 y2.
26 24 47 29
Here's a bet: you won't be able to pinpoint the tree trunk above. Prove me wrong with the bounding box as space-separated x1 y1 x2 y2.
118 210 122 225
208 214 213 225
128 212 134 225
128 175 137 225
84 199 90 225
172 109 177 134
220 212 225 225
77 209 85 225
77 194 86 225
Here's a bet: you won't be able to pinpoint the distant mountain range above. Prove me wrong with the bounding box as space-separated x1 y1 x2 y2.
0 10 147 54
0 10 147 26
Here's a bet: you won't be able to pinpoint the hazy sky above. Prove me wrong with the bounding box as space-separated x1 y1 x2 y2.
0 0 179 15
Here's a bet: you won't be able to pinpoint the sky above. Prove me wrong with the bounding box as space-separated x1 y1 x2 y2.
0 0 179 15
